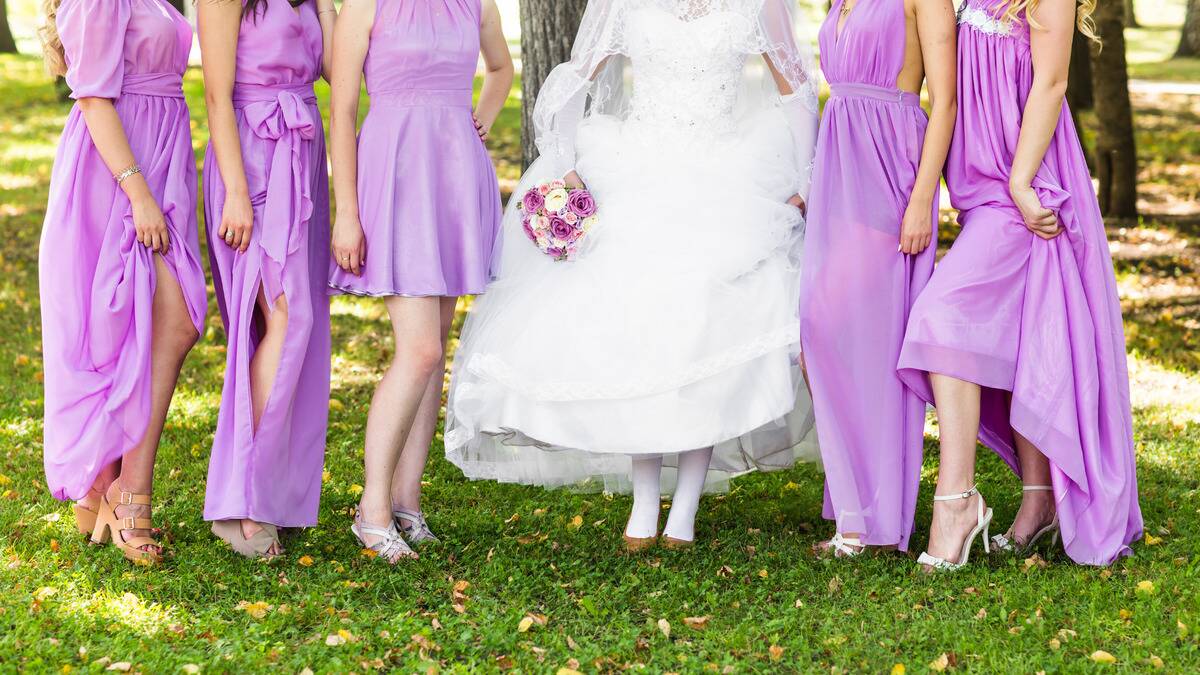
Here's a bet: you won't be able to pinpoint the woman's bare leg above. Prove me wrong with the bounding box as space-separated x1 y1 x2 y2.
114 254 199 553
1004 431 1057 544
356 296 445 553
389 297 457 525
923 373 986 564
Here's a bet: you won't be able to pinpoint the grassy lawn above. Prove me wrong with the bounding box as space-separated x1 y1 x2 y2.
2 5 1200 671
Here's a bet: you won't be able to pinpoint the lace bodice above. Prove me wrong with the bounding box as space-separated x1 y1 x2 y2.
625 6 753 136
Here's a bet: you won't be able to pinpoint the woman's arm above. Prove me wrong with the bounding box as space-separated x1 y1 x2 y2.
329 0 375 275
471 0 514 143
899 0 957 255
77 99 172 252
1009 0 1076 239
316 0 337 81
199 0 254 252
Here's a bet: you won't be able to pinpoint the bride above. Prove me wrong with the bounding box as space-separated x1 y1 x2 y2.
446 0 820 549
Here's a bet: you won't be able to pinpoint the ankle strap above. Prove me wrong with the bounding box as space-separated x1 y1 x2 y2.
933 485 979 502
1022 485 1053 492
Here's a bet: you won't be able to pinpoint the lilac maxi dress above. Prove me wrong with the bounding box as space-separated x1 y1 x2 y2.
897 1 1142 565
799 0 936 550
40 0 207 501
327 0 501 297
202 0 331 527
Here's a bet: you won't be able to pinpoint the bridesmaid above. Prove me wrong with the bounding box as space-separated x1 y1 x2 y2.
198 0 335 557
328 0 513 562
800 0 956 557
38 0 207 564
898 0 1143 568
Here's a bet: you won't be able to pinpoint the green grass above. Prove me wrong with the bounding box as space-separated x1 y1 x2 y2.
3 39 1200 674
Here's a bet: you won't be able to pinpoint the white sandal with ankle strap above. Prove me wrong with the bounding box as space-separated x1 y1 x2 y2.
990 485 1060 554
393 507 439 545
917 485 993 572
352 511 416 564
817 532 865 558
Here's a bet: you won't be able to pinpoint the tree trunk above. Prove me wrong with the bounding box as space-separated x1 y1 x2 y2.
519 0 588 169
1178 0 1200 58
1090 1 1138 218
1123 0 1138 27
165 0 186 14
0 0 19 54
1067 26 1093 111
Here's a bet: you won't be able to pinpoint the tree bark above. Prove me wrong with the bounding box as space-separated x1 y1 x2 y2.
1090 1 1138 218
1123 0 1138 28
519 0 588 169
0 0 19 54
1178 0 1200 58
1067 26 1093 111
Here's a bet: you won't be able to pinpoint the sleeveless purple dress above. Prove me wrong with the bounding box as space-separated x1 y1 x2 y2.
327 0 502 297
40 0 207 501
898 0 1142 564
202 0 331 527
799 0 936 550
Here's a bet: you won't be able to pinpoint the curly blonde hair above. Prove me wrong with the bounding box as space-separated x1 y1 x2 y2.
998 0 1099 42
38 0 67 77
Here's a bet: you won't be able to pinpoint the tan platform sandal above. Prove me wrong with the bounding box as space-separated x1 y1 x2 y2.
212 520 283 559
90 483 162 565
622 534 657 553
661 536 694 551
72 503 98 536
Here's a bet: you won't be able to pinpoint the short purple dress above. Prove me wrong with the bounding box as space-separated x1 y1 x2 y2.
40 0 207 501
898 0 1143 565
202 0 331 527
328 0 501 297
800 0 936 551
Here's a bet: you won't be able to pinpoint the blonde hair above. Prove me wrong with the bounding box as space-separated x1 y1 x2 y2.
999 0 1100 43
38 0 67 77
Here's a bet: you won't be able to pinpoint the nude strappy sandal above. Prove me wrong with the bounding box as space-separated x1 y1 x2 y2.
90 483 162 565
212 520 284 559
917 485 993 572
990 485 1060 555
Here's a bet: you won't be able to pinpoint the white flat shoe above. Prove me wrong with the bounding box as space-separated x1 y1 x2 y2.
918 485 993 572
991 485 1060 555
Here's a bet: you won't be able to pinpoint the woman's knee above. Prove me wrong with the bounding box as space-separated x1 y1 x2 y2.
159 315 200 356
397 338 445 376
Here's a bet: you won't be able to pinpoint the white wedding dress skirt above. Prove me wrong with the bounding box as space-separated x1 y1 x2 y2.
444 104 818 494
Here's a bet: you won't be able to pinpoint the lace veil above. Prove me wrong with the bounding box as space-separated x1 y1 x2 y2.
528 0 820 196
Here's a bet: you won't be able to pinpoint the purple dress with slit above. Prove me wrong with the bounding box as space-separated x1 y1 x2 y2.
799 0 936 551
898 0 1142 565
40 0 207 501
202 0 330 527
327 0 501 297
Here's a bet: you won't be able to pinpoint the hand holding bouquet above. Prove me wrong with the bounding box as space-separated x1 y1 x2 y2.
517 177 599 262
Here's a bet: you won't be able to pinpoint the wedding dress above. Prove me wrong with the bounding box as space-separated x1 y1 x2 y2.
445 0 820 492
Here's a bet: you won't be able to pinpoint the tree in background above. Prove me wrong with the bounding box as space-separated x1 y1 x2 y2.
1090 0 1138 218
1178 0 1200 58
0 0 18 54
519 0 587 168
1123 0 1138 28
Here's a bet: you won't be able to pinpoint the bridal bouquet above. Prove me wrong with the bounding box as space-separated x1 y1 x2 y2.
516 178 599 262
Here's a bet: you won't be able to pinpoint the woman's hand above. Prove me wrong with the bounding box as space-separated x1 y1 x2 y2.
131 195 171 253
899 199 933 255
564 170 586 190
218 193 254 252
472 111 490 143
1010 183 1062 240
332 215 366 276
786 194 806 216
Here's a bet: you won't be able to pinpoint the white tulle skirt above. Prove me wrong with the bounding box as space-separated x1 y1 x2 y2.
444 109 818 493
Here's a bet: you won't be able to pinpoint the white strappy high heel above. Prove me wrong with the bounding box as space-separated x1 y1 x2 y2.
393 507 440 545
990 485 1059 555
817 532 865 558
917 485 993 571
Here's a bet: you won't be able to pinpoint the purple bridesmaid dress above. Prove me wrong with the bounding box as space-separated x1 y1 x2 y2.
40 0 207 501
799 0 936 551
898 1 1142 565
327 0 502 297
202 0 331 527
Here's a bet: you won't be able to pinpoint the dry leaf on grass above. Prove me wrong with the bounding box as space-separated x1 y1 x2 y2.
657 618 671 638
683 616 710 630
1090 650 1117 664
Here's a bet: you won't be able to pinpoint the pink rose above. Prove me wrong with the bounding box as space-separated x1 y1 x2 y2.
522 189 545 214
567 189 598 218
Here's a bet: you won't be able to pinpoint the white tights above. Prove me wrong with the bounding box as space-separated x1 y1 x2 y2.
624 447 714 542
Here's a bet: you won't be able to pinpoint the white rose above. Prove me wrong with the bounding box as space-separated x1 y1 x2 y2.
544 188 569 213
582 216 599 232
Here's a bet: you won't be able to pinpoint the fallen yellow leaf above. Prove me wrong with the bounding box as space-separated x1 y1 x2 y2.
890 665 905 675
758 569 768 579
568 515 583 530
328 399 345 411
1048 638 1061 650
768 645 784 661
1149 655 1164 669
1135 580 1155 595
518 616 534 633
348 484 364 496
928 653 949 672
1090 650 1117 664
683 616 710 630
1143 533 1161 546
657 618 671 638
298 555 314 567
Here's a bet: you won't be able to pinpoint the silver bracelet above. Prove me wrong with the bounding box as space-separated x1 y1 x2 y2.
114 164 142 184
